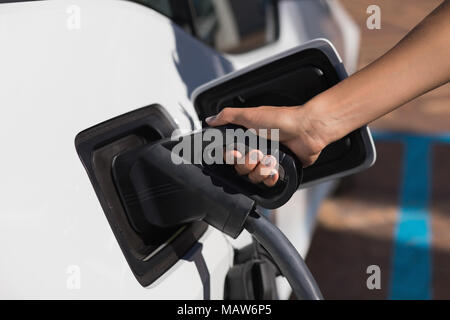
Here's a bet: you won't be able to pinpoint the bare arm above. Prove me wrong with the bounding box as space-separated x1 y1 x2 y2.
207 1 450 185
311 0 450 144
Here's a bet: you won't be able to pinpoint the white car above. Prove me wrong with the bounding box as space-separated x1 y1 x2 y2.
0 0 370 299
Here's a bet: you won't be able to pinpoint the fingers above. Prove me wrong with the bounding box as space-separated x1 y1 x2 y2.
224 149 243 164
205 107 268 131
247 155 278 184
263 169 279 187
205 106 296 141
205 107 248 127
207 105 325 170
234 150 263 175
223 149 279 187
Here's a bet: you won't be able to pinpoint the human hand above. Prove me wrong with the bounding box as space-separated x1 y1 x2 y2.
206 105 330 186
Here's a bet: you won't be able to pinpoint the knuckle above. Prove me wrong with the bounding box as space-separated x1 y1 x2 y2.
219 108 234 122
235 163 253 175
247 173 260 184
262 155 277 168
264 176 277 187
247 149 263 165
302 154 318 167
248 171 263 183
234 165 247 175
237 110 251 123
258 164 272 176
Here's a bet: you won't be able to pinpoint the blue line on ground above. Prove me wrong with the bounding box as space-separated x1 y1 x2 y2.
370 131 450 299
391 137 432 299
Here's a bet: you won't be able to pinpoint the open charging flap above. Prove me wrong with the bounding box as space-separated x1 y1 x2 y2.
192 43 376 187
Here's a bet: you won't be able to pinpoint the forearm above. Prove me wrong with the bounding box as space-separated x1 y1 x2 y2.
306 0 450 144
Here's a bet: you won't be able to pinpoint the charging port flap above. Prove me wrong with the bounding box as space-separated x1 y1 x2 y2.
192 40 376 187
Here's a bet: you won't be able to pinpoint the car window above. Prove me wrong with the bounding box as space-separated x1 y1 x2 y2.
132 0 278 54
137 0 173 17
191 0 278 54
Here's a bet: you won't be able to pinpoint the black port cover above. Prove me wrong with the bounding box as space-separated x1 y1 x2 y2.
194 48 374 186
75 105 207 287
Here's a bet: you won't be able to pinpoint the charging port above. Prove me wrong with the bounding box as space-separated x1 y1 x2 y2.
75 105 207 287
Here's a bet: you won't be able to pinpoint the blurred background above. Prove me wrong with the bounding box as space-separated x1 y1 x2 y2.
306 0 450 300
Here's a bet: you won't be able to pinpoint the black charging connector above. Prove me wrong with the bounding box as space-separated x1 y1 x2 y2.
113 141 254 238
112 125 323 299
113 125 302 237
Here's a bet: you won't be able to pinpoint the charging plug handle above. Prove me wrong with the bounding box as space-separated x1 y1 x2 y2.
113 128 323 299
113 142 254 238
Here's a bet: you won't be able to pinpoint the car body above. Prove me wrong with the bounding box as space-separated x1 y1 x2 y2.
0 0 360 299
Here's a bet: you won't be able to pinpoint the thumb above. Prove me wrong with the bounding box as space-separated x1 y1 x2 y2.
205 107 249 127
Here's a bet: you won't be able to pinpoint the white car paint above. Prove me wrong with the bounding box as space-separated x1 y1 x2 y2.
0 0 232 299
0 0 359 299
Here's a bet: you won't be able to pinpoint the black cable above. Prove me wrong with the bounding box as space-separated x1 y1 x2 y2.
244 210 323 300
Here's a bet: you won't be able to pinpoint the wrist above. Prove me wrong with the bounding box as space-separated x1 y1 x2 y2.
297 100 338 149
303 84 358 144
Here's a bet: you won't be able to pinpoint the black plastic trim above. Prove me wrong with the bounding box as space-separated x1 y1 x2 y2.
75 105 208 287
194 48 368 184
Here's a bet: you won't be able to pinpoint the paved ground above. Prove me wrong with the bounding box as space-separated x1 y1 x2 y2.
305 0 450 299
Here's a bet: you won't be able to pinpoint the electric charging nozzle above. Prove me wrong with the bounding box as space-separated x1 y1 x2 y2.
113 139 255 238
112 125 302 238
111 125 322 300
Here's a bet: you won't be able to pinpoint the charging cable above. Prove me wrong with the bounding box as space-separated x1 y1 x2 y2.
244 209 323 300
